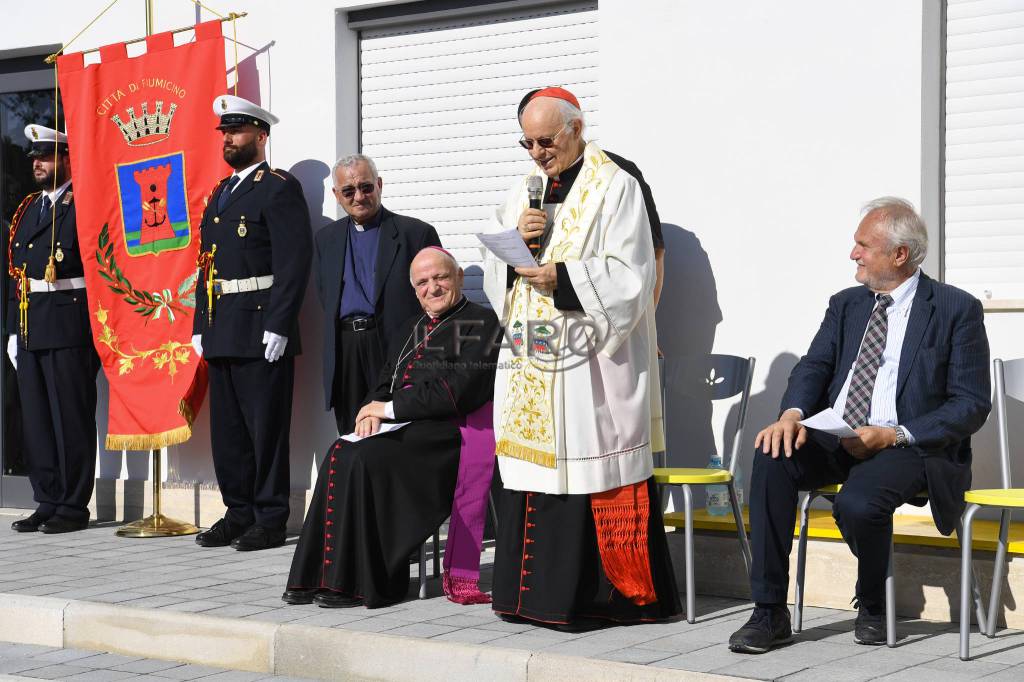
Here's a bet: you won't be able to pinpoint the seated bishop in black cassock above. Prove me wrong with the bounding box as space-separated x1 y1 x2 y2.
283 247 500 608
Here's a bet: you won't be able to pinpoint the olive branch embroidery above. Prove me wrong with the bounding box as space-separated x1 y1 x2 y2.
96 223 196 323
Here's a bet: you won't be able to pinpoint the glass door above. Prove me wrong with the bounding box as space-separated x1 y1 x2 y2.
0 87 59 508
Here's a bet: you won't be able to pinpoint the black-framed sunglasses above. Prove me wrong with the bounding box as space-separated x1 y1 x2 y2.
518 123 570 150
338 182 376 199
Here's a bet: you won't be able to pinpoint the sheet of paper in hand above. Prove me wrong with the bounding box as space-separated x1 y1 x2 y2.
798 407 858 439
340 421 411 443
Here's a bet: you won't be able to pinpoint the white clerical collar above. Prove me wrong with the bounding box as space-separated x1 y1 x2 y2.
43 178 72 206
231 161 263 190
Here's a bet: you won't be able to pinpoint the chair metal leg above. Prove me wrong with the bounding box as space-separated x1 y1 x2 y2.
433 530 441 578
727 481 751 577
418 544 428 599
794 492 813 633
885 535 896 647
682 484 695 624
960 504 982 661
986 509 1011 637
955 517 988 634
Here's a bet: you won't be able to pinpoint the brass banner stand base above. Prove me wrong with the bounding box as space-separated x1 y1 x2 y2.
116 448 199 538
116 512 199 538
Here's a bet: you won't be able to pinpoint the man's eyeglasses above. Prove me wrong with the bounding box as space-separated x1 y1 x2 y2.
518 124 570 151
338 182 376 199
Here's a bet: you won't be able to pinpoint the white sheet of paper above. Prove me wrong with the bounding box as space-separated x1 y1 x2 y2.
340 421 411 443
798 408 858 439
476 230 537 268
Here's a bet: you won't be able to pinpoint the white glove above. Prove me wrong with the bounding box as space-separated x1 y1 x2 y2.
262 330 288 362
191 334 203 358
6 335 16 370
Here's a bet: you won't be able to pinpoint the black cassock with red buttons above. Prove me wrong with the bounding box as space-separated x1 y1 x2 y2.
287 297 500 606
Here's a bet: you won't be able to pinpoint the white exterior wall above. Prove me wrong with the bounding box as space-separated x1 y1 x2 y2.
0 0 1019 512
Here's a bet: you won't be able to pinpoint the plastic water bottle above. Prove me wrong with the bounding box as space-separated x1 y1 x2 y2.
705 453 730 516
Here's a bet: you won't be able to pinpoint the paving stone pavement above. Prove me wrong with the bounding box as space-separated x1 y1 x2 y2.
3 511 1024 680
0 641 312 680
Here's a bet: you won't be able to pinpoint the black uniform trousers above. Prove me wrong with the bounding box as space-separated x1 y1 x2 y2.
332 323 384 435
749 438 927 613
207 356 294 530
16 345 100 523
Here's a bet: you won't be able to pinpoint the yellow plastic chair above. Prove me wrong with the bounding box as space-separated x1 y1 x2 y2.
796 486 985 646
654 354 754 623
793 485 928 647
960 358 1024 660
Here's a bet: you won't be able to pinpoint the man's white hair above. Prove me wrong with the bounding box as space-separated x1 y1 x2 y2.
332 154 378 186
523 97 586 135
861 196 928 268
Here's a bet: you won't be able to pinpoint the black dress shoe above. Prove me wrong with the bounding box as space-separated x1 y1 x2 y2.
728 605 794 654
195 518 248 547
38 517 89 534
281 588 318 605
854 606 886 645
313 592 363 608
230 524 286 551
11 512 49 532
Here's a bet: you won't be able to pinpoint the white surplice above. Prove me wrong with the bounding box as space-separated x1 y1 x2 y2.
482 145 663 495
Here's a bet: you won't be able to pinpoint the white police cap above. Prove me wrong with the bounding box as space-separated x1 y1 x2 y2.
213 94 279 131
24 124 69 157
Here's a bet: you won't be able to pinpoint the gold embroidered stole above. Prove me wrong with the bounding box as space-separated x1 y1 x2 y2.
495 142 618 468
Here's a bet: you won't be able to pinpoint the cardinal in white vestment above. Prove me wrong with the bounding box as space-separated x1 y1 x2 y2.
483 87 682 630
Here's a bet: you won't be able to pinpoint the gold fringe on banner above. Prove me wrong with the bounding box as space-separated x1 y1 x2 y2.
106 425 192 451
495 439 556 469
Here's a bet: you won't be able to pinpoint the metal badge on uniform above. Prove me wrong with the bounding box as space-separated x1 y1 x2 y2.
254 170 264 183
55 247 64 262
62 191 73 205
237 215 247 237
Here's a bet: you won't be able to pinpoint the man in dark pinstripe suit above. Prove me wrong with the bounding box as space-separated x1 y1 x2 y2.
729 197 991 653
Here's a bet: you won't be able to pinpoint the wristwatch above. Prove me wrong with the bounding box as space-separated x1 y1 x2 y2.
893 425 909 448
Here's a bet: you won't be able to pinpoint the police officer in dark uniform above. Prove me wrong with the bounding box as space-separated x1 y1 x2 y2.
7 124 100 534
192 95 312 551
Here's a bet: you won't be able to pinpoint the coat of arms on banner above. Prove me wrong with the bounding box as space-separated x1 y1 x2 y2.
115 152 191 256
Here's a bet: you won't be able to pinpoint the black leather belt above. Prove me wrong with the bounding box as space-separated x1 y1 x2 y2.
339 316 376 332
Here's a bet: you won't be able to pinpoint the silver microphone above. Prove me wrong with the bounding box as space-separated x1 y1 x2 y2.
527 175 544 210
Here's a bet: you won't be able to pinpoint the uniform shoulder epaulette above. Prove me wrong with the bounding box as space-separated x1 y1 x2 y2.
269 168 290 181
9 191 41 231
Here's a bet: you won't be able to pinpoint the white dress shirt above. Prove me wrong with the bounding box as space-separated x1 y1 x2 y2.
41 178 72 209
832 269 921 442
229 161 262 190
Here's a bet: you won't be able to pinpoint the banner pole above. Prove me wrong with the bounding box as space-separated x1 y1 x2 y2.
115 0 200 538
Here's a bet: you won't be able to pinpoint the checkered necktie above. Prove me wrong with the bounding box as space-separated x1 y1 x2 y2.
842 293 894 428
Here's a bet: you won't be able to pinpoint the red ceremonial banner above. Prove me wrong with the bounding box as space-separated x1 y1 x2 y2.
57 22 228 449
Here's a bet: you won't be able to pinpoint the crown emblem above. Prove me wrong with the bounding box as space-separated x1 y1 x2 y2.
110 100 177 146
220 98 227 111
30 127 38 140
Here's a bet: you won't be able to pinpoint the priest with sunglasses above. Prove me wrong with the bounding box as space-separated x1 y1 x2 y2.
482 87 682 630
313 154 441 436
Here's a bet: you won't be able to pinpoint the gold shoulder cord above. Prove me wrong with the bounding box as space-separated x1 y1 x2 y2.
7 192 38 342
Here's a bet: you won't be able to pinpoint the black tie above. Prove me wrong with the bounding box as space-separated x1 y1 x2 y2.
217 175 239 212
39 195 53 225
